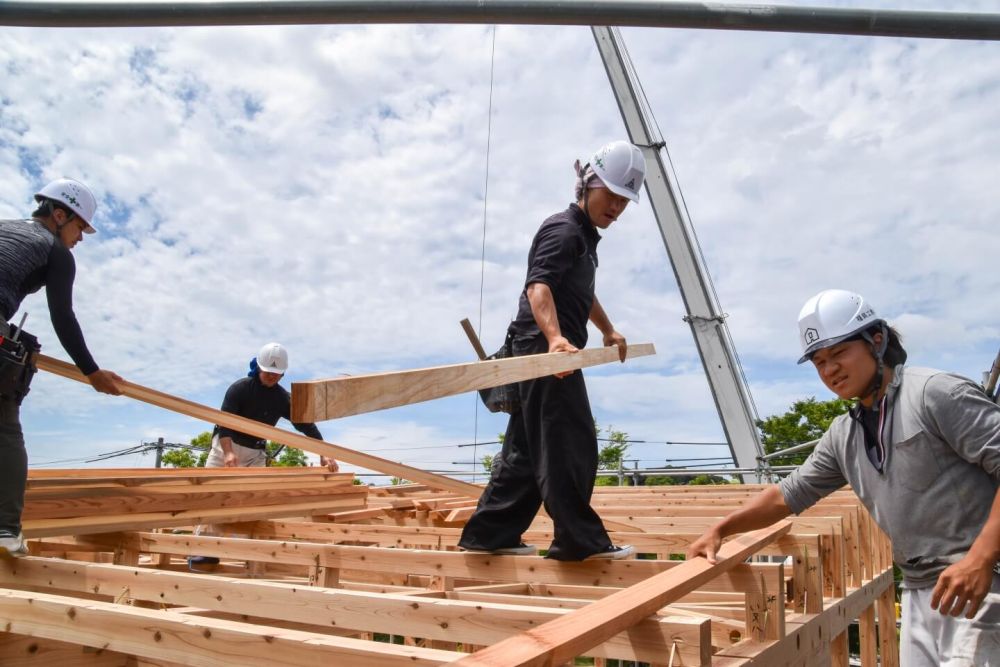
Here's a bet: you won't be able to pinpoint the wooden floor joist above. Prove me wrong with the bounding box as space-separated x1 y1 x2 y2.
290 342 656 421
2 475 899 667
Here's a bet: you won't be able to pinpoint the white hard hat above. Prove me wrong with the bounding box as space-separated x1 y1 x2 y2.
34 178 97 234
590 141 646 203
797 289 882 364
257 342 289 375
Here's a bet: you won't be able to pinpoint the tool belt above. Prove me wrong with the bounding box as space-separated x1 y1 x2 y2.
478 332 521 414
0 323 40 405
241 439 268 451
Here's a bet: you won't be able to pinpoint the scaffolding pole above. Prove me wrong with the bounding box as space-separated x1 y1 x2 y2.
2 0 999 41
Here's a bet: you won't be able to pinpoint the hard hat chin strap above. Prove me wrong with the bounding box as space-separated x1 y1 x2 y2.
860 322 889 413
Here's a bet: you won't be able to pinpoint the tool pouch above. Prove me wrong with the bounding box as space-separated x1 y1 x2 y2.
478 332 521 414
0 325 40 405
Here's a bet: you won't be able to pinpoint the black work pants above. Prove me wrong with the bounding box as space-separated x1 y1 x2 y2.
0 397 26 533
459 336 612 560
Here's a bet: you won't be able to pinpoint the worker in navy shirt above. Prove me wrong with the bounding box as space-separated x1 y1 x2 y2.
0 179 123 558
459 141 646 561
189 342 335 569
207 342 334 470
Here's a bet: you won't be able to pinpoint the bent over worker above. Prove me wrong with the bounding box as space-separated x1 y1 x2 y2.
458 141 645 561
687 289 1000 666
189 342 336 568
0 179 123 557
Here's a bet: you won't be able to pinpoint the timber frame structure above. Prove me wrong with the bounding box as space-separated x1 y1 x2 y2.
1 468 899 666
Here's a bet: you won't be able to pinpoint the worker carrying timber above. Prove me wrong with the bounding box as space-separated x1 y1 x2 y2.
0 179 123 558
458 141 644 560
205 342 337 471
688 289 1000 665
189 342 336 569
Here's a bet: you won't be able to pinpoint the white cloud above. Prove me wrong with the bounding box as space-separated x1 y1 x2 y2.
2 8 999 476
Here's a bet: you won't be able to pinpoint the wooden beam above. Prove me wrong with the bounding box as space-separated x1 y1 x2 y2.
82 531 788 593
450 521 790 667
35 354 482 499
0 557 711 665
291 343 656 421
22 494 365 539
0 588 459 666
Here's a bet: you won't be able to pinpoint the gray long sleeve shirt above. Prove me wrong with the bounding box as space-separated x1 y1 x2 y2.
779 365 1000 588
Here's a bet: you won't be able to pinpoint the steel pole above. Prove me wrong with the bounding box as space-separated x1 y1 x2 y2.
1 0 999 41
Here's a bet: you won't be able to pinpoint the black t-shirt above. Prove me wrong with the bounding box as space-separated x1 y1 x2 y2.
508 204 600 349
215 375 322 448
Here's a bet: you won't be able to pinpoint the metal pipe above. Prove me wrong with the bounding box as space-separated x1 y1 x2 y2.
757 438 820 461
2 1 999 41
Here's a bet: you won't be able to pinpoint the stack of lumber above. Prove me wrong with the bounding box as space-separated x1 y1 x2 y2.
21 467 366 539
0 478 898 666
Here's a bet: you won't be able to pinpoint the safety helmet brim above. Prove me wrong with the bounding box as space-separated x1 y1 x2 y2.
595 175 641 203
797 330 864 364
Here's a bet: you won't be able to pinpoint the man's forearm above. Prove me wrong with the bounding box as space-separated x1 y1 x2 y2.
715 486 792 538
220 437 234 456
968 486 1000 566
526 283 563 343
589 296 614 336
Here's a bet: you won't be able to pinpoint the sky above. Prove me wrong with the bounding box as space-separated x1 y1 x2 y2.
1 1 998 481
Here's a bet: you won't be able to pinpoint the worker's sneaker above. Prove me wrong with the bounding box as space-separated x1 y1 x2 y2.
187 555 220 571
463 543 537 556
0 531 27 558
586 544 634 560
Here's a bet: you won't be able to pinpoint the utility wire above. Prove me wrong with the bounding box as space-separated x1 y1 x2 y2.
472 23 499 484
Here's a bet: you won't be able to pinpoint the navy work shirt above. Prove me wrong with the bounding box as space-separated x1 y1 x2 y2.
215 375 322 449
508 204 600 349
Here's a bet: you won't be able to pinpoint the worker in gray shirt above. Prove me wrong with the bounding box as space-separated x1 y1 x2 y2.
687 289 1000 666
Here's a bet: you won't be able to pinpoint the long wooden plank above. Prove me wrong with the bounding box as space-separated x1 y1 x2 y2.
0 588 456 667
291 342 656 421
76 531 785 593
0 557 710 665
450 521 790 666
36 354 482 498
22 494 365 538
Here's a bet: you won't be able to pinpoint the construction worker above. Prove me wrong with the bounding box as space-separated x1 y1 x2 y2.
687 289 1000 665
189 342 336 569
0 179 123 557
458 141 645 560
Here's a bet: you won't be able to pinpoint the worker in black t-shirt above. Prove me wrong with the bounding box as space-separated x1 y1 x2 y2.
190 343 336 568
0 179 123 558
458 141 646 561
205 342 335 471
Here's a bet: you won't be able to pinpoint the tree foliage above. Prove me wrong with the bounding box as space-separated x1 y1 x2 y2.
598 424 629 471
160 431 212 468
267 442 309 467
756 397 851 465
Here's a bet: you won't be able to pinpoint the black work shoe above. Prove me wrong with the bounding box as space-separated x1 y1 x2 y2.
188 555 220 570
586 544 634 560
463 543 537 556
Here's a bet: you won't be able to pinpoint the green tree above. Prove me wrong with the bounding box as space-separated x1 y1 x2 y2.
268 442 309 467
688 474 728 485
160 431 212 468
756 397 851 465
598 425 629 471
643 475 676 486
481 453 495 474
